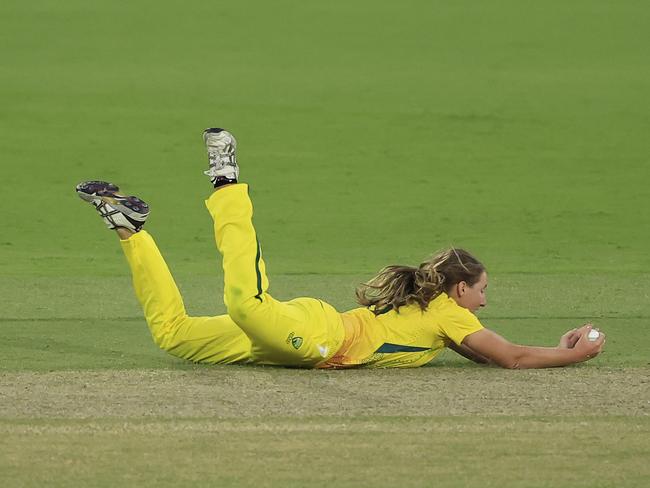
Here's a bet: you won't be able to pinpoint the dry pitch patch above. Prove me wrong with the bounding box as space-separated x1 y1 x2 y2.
1 368 649 488
2 367 648 419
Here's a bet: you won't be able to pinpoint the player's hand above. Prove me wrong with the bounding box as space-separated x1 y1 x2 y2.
558 327 581 349
572 324 606 361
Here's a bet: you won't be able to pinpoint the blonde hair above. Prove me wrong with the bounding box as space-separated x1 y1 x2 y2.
355 248 485 314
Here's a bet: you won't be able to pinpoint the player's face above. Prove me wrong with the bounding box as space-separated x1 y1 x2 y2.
454 271 488 313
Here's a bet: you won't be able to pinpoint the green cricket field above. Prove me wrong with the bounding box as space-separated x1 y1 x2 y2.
1 1 648 486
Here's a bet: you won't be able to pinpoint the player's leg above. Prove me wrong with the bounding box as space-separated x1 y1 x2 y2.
120 230 252 364
202 130 345 366
76 180 252 365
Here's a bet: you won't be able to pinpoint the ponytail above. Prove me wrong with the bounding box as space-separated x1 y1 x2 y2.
355 248 485 315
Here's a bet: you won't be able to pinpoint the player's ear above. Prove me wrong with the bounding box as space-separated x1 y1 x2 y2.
457 281 467 296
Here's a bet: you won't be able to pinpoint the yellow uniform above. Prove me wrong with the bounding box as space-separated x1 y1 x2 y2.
121 184 483 368
320 297 483 368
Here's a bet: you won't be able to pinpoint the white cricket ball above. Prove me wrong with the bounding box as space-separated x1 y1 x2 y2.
587 329 600 341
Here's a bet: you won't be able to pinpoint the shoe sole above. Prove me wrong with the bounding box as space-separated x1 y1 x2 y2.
76 181 119 203
76 180 150 222
99 194 149 219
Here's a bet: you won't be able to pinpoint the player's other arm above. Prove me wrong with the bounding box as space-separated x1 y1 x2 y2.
447 342 491 364
462 324 605 369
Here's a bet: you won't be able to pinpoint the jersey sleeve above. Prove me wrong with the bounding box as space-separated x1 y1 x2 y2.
439 307 484 346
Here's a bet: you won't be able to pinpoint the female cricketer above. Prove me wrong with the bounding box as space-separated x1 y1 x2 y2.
76 128 606 369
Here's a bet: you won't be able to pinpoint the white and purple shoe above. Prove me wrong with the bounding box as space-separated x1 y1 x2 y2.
76 181 149 232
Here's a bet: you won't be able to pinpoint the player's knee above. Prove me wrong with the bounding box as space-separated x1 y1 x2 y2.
226 299 252 323
151 332 167 349
147 313 188 351
225 293 263 325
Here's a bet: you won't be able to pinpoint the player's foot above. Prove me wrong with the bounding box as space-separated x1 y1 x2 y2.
203 128 239 188
76 181 149 232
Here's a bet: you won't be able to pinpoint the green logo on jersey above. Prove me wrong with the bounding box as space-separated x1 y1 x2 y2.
286 332 303 350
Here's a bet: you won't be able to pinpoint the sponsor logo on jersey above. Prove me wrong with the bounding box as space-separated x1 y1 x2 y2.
286 332 303 350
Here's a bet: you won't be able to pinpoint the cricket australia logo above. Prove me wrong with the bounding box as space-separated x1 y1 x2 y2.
286 332 303 350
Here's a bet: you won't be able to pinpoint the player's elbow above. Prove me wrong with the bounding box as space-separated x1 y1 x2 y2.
500 359 522 369
492 347 526 369
491 356 521 369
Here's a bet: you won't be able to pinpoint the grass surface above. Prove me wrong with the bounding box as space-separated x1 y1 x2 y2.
1 0 649 486
1 369 649 487
2 417 649 488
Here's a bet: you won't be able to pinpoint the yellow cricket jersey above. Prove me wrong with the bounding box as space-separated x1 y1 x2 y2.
125 185 485 370
319 293 484 368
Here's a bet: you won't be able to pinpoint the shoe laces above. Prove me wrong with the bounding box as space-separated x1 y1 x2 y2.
205 145 237 177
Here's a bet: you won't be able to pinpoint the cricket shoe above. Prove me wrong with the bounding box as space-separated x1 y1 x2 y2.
76 181 149 232
203 128 239 187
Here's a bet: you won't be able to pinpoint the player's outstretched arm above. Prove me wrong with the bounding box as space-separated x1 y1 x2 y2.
447 342 492 364
462 324 606 369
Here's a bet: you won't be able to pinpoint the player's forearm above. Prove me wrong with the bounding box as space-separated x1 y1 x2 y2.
462 327 604 370
503 345 583 369
448 342 491 364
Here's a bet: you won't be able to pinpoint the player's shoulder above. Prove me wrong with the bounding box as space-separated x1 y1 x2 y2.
428 293 478 321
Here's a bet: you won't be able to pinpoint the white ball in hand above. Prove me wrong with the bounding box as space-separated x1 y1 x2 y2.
587 329 600 342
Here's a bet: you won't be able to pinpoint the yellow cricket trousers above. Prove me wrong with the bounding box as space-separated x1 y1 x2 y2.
120 184 345 367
